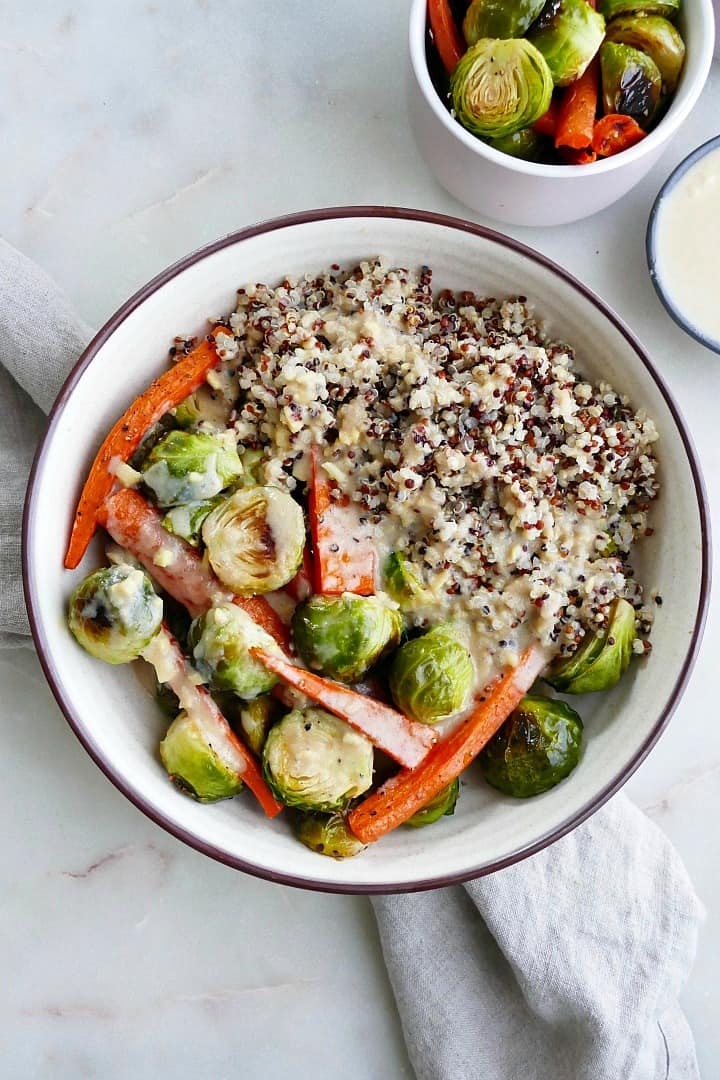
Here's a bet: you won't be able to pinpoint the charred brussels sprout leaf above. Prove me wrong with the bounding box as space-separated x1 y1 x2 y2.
480 694 583 797
188 603 280 699
451 38 553 140
292 595 403 683
599 0 680 21
604 15 685 93
159 710 244 802
202 486 305 595
293 812 367 859
406 778 460 828
238 694 281 757
545 597 637 694
389 623 474 724
384 552 430 607
162 495 225 547
528 0 605 86
262 707 374 812
68 564 163 664
141 430 242 507
600 42 662 128
463 0 546 43
489 126 544 159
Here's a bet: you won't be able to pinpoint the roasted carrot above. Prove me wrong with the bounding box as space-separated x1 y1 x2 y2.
428 0 465 74
251 648 437 769
308 446 376 596
347 645 547 843
558 145 597 165
533 97 559 138
555 59 599 151
64 328 232 570
592 113 647 158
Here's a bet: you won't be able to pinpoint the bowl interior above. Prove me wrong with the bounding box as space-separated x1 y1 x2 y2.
25 211 708 891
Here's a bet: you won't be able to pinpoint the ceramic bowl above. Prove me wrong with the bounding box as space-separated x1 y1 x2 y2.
24 208 710 893
407 0 715 226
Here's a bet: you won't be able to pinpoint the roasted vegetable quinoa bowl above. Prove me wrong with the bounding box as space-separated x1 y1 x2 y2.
24 209 709 892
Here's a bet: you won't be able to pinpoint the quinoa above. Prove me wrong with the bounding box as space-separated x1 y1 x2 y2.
198 258 659 686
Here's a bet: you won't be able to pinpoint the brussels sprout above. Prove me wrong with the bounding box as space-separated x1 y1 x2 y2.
141 430 242 507
528 0 605 86
489 127 544 160
604 15 685 93
262 707 374 812
159 710 244 802
202 486 305 595
238 694 280 757
480 693 583 797
173 384 233 430
463 0 546 43
188 603 280 699
389 623 474 725
293 812 367 859
383 552 430 607
450 38 553 140
68 564 163 664
238 449 266 486
406 779 460 828
545 597 637 694
292 595 403 683
600 42 662 128
162 495 224 547
599 0 680 21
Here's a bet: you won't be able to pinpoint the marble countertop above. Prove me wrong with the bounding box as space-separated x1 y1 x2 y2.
2 3 718 1076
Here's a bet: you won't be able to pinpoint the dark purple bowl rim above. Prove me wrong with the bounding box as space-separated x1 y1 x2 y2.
23 205 712 895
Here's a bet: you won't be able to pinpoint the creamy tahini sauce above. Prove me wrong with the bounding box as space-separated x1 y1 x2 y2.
654 147 720 346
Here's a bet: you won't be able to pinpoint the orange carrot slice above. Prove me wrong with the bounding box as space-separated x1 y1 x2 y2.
308 446 376 596
428 0 465 74
533 97 559 138
592 114 647 158
347 644 547 843
251 648 437 769
555 59 599 151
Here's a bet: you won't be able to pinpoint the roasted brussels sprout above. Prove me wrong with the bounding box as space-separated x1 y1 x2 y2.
600 42 662 128
188 603 281 699
141 430 242 507
463 0 546 43
407 779 460 828
545 597 637 694
262 707 374 812
238 448 266 486
604 15 685 93
598 0 680 21
383 552 429 607
159 710 244 802
292 595 403 683
389 623 474 725
489 127 544 160
68 564 163 664
173 384 233 430
480 694 583 797
528 0 605 86
238 693 280 757
450 38 553 140
202 486 305 595
162 495 224 547
293 812 367 859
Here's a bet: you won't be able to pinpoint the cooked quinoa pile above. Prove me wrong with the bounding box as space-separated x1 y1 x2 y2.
184 258 659 682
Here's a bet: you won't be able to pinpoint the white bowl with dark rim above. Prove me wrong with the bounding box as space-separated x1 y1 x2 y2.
407 0 715 226
23 208 710 893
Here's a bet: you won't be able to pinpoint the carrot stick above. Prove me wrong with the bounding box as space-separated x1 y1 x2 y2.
555 59 599 151
533 97 559 138
558 146 598 165
347 645 547 843
65 328 231 570
592 114 647 158
98 488 291 649
428 0 465 74
308 446 376 596
251 648 437 769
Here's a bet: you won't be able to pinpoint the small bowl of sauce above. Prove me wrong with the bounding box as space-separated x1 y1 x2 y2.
647 134 720 355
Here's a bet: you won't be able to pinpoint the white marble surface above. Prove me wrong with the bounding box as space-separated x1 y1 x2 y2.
1 2 718 1076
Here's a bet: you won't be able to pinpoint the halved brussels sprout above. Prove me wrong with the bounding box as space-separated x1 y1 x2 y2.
162 495 224 547
238 693 280 757
173 384 234 430
159 710 244 802
480 693 583 797
450 38 554 140
389 623 474 725
68 564 163 664
406 779 460 828
528 0 605 86
489 126 544 160
292 595 403 683
141 430 242 507
188 603 280 699
463 0 546 44
600 42 662 128
293 812 367 859
262 707 374 812
545 597 636 694
604 15 685 93
383 552 430 607
599 0 680 21
202 486 305 595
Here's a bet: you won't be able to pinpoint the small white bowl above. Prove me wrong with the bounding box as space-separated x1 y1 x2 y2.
407 0 715 226
24 209 710 892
